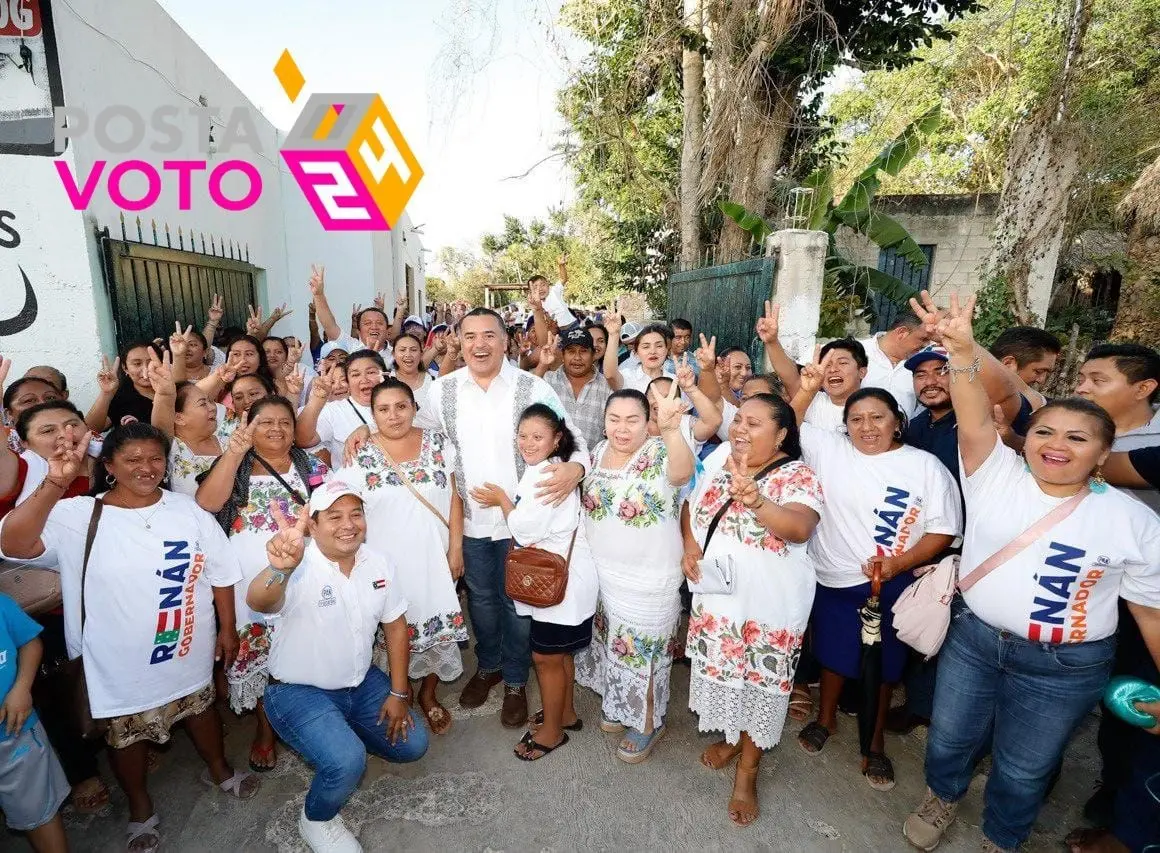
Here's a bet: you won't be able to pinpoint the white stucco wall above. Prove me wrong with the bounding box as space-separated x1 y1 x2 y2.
0 0 423 409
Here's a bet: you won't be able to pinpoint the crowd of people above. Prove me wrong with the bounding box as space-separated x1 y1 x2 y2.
0 256 1158 853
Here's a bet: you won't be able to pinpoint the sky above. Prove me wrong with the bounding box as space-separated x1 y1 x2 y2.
156 0 578 272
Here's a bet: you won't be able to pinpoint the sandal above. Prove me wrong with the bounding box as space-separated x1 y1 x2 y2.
788 685 813 722
617 725 666 764
126 814 160 853
71 776 111 814
514 731 569 761
530 709 583 732
248 741 277 773
200 767 261 800
728 763 761 827
797 721 832 755
420 700 452 736
700 740 742 770
600 716 627 734
862 751 896 791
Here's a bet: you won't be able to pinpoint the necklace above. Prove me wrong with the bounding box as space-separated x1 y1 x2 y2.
130 495 164 529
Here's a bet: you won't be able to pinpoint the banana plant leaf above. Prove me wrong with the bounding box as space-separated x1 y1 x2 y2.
833 208 929 268
718 200 773 245
835 104 941 217
827 259 922 307
801 167 835 232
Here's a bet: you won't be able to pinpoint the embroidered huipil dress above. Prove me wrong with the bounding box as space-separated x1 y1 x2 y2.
226 456 329 712
685 445 825 748
574 436 685 731
340 430 468 681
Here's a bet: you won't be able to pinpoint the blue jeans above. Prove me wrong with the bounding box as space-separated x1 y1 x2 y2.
462 536 530 686
263 666 429 822
925 599 1114 849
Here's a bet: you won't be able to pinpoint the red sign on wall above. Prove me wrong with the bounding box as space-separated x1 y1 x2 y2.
0 0 42 37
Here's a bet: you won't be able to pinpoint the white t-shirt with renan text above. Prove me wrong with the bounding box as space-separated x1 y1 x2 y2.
0 492 242 717
959 441 1160 643
801 424 962 588
316 399 373 466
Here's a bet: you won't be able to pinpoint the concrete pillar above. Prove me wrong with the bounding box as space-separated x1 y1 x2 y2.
766 229 828 367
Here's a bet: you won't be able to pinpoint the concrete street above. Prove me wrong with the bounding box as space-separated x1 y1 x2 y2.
9 642 1096 852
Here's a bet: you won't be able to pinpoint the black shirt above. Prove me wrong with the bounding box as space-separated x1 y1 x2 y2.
107 383 154 428
1128 445 1160 490
905 408 960 485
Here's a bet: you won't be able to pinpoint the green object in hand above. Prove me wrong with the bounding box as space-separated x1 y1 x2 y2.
1104 675 1160 727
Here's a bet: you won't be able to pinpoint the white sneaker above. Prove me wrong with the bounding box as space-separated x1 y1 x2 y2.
298 807 363 853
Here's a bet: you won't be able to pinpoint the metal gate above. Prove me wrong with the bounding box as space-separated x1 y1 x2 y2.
667 256 776 367
97 216 258 351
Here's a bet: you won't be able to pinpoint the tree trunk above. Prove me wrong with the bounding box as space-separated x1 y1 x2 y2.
986 0 1091 324
1111 154 1160 345
679 0 705 270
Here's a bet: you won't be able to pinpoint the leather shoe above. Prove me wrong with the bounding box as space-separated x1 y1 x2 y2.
458 670 502 709
501 685 528 728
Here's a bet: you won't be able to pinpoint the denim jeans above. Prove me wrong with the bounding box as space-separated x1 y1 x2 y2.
925 599 1114 849
462 536 530 686
263 666 429 822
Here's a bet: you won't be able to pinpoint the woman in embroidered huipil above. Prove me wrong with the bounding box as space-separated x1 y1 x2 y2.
337 378 467 735
196 396 328 771
574 387 695 764
682 393 823 826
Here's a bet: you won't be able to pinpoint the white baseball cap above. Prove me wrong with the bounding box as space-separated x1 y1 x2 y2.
620 321 644 343
308 479 364 514
319 341 349 360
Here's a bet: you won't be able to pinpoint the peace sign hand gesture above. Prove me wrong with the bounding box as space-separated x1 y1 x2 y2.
266 502 309 572
755 300 780 345
286 337 304 366
285 364 306 399
169 322 192 360
47 423 87 484
604 303 623 339
725 452 763 509
208 293 225 324
933 292 977 359
798 345 831 396
654 373 689 434
225 413 256 459
269 303 293 324
675 353 697 392
246 304 263 337
907 289 946 343
96 355 121 395
538 335 561 370
308 265 325 298
147 348 176 396
694 333 717 373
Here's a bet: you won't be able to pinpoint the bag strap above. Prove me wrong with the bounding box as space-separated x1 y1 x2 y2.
250 452 307 506
958 485 1090 593
562 526 578 568
348 399 368 426
80 498 104 631
375 439 450 528
703 456 793 553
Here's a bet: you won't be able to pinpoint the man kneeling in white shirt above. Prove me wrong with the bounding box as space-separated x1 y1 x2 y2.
247 479 428 853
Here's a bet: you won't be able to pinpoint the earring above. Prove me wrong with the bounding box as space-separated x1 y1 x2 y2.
106 473 116 486
1090 467 1109 495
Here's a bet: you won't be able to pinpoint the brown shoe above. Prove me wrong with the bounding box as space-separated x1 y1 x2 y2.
458 670 502 709
501 685 528 728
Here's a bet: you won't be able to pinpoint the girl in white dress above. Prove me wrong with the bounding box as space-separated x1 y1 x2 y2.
574 385 695 763
337 378 467 735
682 393 823 826
473 403 599 760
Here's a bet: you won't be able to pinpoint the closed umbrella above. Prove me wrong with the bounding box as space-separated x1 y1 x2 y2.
857 559 884 760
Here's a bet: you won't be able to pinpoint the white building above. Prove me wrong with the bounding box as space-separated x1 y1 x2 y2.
0 0 425 409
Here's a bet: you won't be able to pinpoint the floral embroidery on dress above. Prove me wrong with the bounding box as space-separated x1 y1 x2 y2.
231 458 329 535
582 438 676 528
693 461 823 553
356 432 449 492
401 611 468 650
581 480 617 520
608 621 677 669
232 622 273 671
170 440 216 484
687 604 802 693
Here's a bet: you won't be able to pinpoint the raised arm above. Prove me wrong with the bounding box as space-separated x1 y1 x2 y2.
694 333 722 405
1 428 85 558
148 349 178 437
789 347 828 425
389 291 407 343
927 293 994 476
756 301 802 399
85 356 120 433
259 304 293 340
675 354 721 441
557 253 569 286
308 265 343 343
655 377 695 486
295 368 333 448
603 311 624 391
529 284 552 347
247 505 308 615
202 293 224 350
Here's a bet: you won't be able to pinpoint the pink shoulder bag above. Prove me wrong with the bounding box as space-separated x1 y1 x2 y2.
892 486 1090 658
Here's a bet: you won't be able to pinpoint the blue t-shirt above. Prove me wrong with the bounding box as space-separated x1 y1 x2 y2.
0 593 42 742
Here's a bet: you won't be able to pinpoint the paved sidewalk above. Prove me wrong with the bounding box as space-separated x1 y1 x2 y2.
11 652 1098 853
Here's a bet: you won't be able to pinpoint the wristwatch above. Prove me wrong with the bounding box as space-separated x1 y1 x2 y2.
264 566 289 588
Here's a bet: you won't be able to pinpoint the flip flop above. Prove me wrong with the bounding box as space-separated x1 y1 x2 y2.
514 731 569 761
126 814 160 853
530 709 583 732
862 751 896 791
797 721 833 755
200 768 261 800
248 742 277 773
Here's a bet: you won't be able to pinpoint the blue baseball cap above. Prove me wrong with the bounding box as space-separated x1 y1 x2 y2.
904 344 950 371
